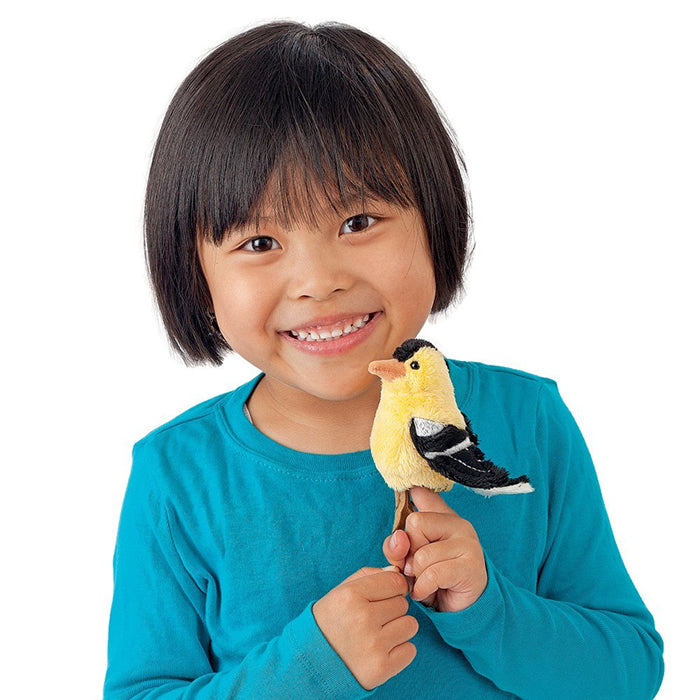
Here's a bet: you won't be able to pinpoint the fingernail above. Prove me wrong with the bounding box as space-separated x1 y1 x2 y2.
404 560 414 576
390 532 398 549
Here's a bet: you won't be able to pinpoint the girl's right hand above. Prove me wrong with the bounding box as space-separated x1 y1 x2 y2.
312 566 418 690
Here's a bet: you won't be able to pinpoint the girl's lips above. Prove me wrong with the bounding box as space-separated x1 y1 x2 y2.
280 311 382 355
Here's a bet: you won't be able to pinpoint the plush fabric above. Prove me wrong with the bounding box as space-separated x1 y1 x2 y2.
104 360 663 699
370 342 532 495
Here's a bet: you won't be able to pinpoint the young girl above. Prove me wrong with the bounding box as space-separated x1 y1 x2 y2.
104 21 663 699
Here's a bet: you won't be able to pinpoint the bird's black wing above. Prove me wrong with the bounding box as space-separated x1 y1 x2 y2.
410 417 533 494
461 412 478 443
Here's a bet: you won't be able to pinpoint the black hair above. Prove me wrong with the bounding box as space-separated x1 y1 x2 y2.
145 21 472 365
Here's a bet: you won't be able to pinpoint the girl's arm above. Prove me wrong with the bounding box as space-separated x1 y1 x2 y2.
103 451 370 700
391 382 664 698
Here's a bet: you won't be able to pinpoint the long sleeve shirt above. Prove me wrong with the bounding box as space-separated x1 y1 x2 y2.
104 360 663 699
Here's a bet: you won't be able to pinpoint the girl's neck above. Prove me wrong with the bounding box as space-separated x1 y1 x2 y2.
246 375 380 454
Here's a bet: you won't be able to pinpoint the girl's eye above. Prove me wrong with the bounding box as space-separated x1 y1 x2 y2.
241 236 280 252
340 213 377 234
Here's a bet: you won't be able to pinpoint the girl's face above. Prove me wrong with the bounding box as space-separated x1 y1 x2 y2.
198 194 436 405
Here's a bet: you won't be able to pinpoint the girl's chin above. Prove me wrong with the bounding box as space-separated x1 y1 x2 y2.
262 371 380 405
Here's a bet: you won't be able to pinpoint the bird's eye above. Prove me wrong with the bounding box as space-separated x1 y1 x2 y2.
410 361 420 370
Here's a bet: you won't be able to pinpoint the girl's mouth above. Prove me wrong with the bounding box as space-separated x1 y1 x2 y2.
281 312 381 355
286 312 378 342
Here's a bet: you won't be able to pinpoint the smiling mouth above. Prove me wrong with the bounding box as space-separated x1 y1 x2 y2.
285 312 378 342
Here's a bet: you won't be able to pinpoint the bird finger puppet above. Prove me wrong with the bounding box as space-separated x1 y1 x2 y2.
369 339 534 532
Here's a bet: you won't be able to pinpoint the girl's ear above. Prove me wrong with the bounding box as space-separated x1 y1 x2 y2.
206 310 227 344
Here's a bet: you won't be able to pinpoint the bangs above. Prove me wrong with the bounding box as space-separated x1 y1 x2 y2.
191 26 421 239
243 147 416 234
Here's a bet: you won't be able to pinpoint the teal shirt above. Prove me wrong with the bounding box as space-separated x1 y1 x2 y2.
104 361 663 699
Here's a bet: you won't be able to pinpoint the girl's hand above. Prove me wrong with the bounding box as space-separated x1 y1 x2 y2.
312 566 418 690
383 487 487 613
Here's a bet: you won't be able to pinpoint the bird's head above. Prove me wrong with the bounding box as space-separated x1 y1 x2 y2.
368 339 452 400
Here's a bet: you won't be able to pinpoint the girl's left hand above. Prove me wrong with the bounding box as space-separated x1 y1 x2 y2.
382 487 487 613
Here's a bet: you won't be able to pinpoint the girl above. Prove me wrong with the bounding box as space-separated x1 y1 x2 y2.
104 21 663 699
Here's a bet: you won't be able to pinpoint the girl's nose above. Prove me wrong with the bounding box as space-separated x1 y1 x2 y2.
286 242 353 301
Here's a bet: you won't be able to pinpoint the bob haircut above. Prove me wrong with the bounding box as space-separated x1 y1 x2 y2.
145 21 472 365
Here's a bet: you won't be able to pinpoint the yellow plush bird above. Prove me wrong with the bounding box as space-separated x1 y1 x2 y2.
369 339 533 531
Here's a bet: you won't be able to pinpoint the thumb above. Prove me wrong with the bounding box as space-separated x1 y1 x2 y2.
409 486 457 515
383 529 410 569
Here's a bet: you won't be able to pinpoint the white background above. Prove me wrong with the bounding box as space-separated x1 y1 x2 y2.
2 1 697 697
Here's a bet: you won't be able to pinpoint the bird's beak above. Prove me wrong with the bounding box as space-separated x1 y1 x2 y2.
368 359 406 382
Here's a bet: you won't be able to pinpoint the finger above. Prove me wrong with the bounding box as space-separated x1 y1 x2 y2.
417 591 437 609
358 570 410 601
382 529 410 569
409 486 458 515
371 595 410 626
380 614 419 645
386 641 417 677
401 522 431 579
342 566 387 584
405 510 477 549
410 539 465 578
411 559 469 601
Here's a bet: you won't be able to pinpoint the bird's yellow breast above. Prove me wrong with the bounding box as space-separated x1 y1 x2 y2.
369 388 463 492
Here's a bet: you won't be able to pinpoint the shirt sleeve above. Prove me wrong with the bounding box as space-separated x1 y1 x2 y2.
421 381 664 699
103 447 371 700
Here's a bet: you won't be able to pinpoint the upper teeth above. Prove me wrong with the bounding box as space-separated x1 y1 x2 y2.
289 314 372 341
